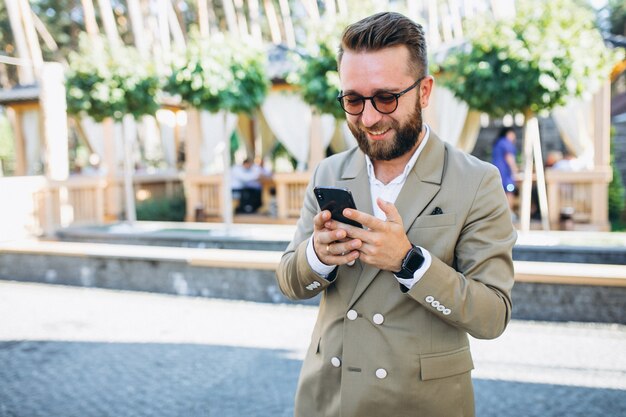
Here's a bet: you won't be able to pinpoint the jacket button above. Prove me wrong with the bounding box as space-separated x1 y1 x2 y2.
425 295 435 303
437 305 445 312
372 313 384 325
431 300 440 308
443 308 452 315
375 368 388 379
346 309 358 320
331 357 341 368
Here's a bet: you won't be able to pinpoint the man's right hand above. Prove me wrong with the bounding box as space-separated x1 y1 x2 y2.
313 210 361 266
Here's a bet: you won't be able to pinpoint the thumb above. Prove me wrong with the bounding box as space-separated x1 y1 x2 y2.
377 198 401 223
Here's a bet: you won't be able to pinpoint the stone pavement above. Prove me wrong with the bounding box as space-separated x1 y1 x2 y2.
0 281 625 417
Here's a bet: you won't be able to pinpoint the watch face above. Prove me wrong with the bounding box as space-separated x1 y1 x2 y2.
405 249 424 271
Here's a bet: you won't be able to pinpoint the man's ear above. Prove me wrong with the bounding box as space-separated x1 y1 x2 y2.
419 75 435 108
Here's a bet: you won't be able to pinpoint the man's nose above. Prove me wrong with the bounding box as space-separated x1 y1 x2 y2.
360 99 383 127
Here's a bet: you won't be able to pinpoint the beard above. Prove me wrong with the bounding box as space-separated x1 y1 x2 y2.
348 102 423 161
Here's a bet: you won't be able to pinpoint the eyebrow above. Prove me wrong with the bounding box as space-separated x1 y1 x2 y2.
341 86 403 96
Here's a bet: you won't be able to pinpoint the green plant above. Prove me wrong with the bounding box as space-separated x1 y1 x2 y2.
65 34 160 122
437 0 620 117
164 33 269 115
0 112 14 160
609 128 625 230
136 194 186 222
606 0 626 36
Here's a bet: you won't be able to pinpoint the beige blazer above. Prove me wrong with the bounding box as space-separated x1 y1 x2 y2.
276 134 516 417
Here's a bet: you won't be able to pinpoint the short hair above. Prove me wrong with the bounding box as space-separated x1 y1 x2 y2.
337 12 428 78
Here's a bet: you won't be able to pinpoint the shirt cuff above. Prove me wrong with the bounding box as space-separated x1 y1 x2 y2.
394 247 432 290
306 236 336 278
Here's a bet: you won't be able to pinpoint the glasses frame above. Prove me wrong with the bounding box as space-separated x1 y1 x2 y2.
337 76 426 116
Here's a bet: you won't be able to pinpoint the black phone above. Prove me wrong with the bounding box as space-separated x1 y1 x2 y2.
314 186 362 228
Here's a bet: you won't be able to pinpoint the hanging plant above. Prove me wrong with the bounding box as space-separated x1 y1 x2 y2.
436 0 621 117
164 33 269 115
65 33 160 122
289 24 345 119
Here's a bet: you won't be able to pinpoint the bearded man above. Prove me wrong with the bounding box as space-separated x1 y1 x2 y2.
276 11 516 417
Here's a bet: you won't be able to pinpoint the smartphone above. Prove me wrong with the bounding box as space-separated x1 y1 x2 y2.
314 186 362 228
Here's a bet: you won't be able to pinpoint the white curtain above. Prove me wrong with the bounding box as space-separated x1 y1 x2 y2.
80 116 105 159
321 113 336 150
155 110 177 169
261 91 312 169
341 121 358 150
422 85 483 152
199 110 238 174
552 98 594 169
137 115 164 167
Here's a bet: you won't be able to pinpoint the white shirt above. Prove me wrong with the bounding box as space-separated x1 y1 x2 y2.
306 125 433 290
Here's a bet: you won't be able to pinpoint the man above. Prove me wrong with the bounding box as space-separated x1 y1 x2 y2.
276 12 516 417
231 158 264 213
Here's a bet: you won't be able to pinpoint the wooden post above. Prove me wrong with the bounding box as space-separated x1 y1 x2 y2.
40 63 69 182
592 80 612 230
97 0 121 48
197 0 210 37
6 0 34 84
122 114 137 222
102 118 120 220
184 108 202 221
278 0 296 48
221 112 233 227
263 0 282 44
520 114 537 232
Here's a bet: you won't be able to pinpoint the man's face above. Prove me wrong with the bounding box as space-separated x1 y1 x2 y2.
339 45 426 161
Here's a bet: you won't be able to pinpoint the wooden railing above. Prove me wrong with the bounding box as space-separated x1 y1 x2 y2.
545 168 612 231
184 174 223 221
29 172 184 233
184 171 312 221
34 176 107 233
273 172 311 219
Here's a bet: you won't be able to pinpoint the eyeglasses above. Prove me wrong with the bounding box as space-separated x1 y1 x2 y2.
337 76 426 116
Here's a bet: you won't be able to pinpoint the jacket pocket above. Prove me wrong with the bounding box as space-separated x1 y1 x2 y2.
419 346 474 381
412 213 456 228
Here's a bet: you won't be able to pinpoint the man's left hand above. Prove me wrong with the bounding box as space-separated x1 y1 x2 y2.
324 198 412 272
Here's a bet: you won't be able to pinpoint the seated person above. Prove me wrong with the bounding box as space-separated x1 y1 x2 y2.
231 158 264 213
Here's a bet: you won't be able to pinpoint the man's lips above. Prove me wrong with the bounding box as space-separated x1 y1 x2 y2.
365 127 391 140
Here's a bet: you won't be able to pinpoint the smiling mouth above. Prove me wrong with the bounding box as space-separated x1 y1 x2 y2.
366 128 391 139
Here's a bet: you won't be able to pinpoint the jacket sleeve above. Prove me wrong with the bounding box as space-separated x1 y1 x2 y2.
275 167 337 300
407 166 516 340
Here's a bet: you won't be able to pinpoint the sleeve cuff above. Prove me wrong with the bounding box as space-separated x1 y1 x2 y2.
394 247 432 290
306 236 336 279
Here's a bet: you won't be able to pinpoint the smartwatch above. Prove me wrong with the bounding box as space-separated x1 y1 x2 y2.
394 245 425 279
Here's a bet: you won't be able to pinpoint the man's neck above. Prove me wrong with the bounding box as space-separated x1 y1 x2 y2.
372 129 425 185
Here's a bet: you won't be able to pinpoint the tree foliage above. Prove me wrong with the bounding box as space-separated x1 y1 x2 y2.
65 34 160 122
606 0 626 36
437 0 620 117
164 33 269 115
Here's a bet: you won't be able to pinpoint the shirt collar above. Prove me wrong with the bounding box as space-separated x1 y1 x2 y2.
365 124 431 185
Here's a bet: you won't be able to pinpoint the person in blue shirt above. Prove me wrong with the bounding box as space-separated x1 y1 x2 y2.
491 127 519 216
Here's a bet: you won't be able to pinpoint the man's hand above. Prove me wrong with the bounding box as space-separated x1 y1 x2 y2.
313 210 362 266
324 198 412 272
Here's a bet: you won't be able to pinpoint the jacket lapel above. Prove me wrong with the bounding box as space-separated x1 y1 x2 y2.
347 133 448 308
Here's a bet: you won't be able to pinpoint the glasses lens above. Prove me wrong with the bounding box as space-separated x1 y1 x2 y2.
341 95 365 115
372 93 398 114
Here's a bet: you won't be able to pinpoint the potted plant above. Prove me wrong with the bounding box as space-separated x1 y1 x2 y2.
66 33 160 222
437 0 620 229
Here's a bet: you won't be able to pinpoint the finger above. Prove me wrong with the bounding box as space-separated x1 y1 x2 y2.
376 198 402 224
342 208 386 230
313 210 332 230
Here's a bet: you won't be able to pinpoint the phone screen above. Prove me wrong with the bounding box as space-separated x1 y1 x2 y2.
314 186 362 228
